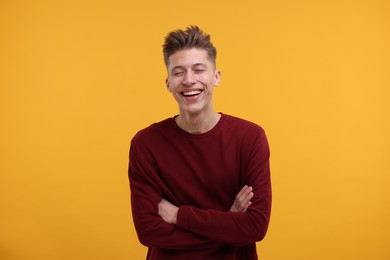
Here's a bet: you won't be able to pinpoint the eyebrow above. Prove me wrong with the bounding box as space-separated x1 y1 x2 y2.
193 63 207 68
171 63 208 71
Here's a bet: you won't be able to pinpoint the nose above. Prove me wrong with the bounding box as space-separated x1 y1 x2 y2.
183 71 196 86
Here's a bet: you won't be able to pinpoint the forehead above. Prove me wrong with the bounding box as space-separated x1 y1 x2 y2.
168 48 212 70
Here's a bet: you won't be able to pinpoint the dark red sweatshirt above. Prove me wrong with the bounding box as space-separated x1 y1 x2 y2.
129 114 272 259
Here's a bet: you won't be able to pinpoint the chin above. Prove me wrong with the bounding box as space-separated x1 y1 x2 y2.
181 106 204 115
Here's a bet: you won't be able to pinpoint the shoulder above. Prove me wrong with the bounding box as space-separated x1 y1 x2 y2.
131 117 173 145
222 114 270 156
221 114 269 150
222 114 266 136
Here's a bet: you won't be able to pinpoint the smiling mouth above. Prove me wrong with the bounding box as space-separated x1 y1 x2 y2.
181 90 202 97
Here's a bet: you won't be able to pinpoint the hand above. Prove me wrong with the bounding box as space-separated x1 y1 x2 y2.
158 198 179 224
230 185 254 212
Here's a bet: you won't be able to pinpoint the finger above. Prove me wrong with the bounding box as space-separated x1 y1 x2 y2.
242 190 254 204
240 195 253 212
236 186 253 211
230 186 254 212
236 185 252 199
238 191 253 211
242 201 252 212
232 188 248 212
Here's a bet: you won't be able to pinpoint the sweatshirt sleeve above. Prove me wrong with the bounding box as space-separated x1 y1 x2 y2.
176 129 272 245
128 140 222 250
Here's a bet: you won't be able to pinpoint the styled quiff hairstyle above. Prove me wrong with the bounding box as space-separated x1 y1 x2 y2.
162 25 217 67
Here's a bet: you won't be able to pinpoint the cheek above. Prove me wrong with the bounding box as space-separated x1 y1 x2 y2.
198 75 214 85
167 80 177 90
170 77 183 85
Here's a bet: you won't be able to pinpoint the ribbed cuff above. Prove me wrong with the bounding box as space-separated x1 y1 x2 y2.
177 205 192 230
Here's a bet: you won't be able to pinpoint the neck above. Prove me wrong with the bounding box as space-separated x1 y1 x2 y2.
176 111 221 134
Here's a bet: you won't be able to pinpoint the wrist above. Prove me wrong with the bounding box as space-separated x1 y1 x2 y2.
172 206 178 224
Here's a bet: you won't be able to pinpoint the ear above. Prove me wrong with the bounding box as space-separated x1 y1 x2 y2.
166 77 171 92
214 70 221 86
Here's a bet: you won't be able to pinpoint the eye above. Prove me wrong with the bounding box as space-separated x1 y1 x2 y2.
194 69 205 73
173 71 184 76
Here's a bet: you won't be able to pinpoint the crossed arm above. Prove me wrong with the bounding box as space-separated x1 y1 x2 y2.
130 129 271 248
158 185 254 225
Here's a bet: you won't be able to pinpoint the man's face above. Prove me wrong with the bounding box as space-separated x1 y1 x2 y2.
166 48 221 116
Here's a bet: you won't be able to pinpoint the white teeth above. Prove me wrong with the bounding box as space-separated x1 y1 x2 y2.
182 90 201 96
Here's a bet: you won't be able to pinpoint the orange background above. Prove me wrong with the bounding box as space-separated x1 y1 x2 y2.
1 0 389 259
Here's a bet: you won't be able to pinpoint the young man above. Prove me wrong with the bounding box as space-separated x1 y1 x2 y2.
128 26 272 259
